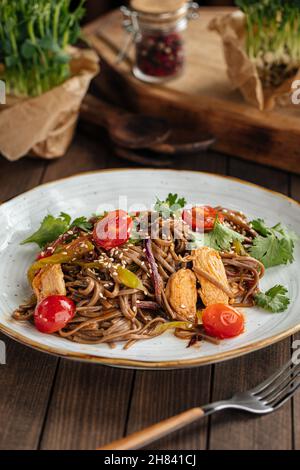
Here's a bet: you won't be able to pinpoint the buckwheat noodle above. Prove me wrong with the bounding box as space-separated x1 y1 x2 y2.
13 209 264 348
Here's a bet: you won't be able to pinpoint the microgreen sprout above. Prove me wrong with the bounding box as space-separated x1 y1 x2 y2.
0 0 86 97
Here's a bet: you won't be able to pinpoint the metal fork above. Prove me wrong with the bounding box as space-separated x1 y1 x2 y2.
98 358 300 450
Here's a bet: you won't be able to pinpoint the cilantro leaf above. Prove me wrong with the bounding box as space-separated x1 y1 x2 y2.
205 219 245 251
251 218 271 237
254 285 290 313
70 216 92 232
21 212 71 249
154 193 186 217
250 219 297 268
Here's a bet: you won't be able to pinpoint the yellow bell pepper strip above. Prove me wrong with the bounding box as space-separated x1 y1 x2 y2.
28 237 94 283
153 321 194 335
73 261 146 293
233 239 247 256
116 266 146 292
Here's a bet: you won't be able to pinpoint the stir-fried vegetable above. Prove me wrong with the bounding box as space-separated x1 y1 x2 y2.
153 321 194 335
34 294 75 333
235 0 300 87
93 210 133 251
182 206 224 232
202 303 245 339
0 0 85 97
145 238 164 304
28 236 94 282
116 266 146 292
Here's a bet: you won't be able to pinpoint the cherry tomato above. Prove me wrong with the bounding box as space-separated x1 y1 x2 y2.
93 210 133 251
182 206 224 232
34 295 75 334
202 303 245 339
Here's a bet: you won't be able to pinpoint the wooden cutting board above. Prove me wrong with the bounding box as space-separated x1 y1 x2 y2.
84 7 300 174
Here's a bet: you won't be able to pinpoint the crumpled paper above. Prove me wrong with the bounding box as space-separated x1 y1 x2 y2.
209 11 300 110
0 47 99 161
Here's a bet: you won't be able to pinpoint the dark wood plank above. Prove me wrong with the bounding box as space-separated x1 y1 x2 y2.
39 360 134 449
288 174 300 450
126 368 212 450
0 155 45 202
209 159 292 450
0 335 58 450
0 155 59 450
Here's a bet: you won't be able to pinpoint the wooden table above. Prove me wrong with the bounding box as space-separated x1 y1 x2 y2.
0 122 299 450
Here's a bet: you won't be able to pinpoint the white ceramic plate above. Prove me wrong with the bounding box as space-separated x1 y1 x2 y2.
1 169 300 369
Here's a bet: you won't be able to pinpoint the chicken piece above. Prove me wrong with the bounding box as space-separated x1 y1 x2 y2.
32 264 66 303
165 268 197 322
192 247 230 306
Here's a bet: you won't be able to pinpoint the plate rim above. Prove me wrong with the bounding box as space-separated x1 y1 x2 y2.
1 168 300 369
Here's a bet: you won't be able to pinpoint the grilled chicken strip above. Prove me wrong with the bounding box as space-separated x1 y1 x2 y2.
165 268 197 322
192 247 231 306
32 264 66 303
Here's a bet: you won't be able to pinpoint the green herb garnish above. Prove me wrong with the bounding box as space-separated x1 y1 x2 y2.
0 0 86 97
205 219 245 251
249 219 297 268
70 217 92 232
154 193 186 218
255 285 290 313
21 212 92 248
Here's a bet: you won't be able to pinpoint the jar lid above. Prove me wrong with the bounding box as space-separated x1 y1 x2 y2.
130 0 186 15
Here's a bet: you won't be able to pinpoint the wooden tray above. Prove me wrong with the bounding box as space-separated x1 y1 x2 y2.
84 7 300 174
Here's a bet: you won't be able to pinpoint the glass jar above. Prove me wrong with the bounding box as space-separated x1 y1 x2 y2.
121 0 198 83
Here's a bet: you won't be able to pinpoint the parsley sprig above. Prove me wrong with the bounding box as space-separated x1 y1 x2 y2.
250 219 297 268
255 285 290 313
21 212 92 249
205 218 245 251
154 193 186 218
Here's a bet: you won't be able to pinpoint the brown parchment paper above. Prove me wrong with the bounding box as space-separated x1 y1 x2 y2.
209 11 300 110
0 47 99 161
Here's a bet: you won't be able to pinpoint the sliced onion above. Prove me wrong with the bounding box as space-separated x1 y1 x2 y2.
137 301 161 310
145 238 164 305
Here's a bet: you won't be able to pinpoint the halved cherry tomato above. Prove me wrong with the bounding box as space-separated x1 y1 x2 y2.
202 303 244 339
34 295 75 334
93 210 133 251
182 206 224 232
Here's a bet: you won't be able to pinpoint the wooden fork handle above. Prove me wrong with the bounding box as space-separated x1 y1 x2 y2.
97 407 205 450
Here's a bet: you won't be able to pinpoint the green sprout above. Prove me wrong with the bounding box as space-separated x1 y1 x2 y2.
235 0 300 87
0 0 86 97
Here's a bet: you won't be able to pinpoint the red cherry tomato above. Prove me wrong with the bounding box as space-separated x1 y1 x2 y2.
182 206 224 232
93 210 133 251
202 303 245 339
34 295 75 334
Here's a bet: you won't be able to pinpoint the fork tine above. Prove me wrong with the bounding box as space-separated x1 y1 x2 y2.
272 382 300 411
262 374 300 405
249 358 294 395
256 363 300 400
